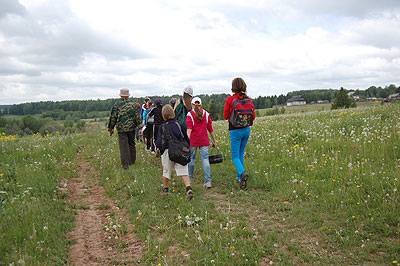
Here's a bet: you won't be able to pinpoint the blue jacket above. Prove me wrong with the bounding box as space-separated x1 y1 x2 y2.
156 119 189 155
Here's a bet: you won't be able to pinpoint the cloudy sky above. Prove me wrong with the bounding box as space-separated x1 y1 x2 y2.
0 0 399 104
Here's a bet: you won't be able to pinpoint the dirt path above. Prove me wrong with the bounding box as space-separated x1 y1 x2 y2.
63 150 142 265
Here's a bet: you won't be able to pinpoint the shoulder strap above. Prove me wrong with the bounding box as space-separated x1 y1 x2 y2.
174 122 185 140
163 122 171 140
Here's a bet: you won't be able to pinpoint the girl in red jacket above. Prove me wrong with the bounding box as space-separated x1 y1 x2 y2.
224 77 255 189
186 97 217 188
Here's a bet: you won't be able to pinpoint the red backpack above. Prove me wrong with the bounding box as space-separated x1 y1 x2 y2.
230 97 254 128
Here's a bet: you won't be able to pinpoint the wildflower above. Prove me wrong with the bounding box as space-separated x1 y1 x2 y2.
243 227 246 230
393 261 397 264
352 216 355 219
356 185 360 188
43 226 48 230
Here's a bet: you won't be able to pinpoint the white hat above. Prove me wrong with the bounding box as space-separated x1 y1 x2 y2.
119 88 130 97
183 86 193 97
191 97 202 105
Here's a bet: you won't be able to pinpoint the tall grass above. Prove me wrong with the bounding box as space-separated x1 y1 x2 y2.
0 133 80 265
1 101 399 265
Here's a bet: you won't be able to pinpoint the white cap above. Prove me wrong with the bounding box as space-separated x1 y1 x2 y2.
183 86 193 97
191 97 202 105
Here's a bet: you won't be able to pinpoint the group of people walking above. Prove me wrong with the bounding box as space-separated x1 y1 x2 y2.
108 77 255 200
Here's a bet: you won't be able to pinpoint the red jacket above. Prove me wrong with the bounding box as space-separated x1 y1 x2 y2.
186 109 213 146
224 93 256 128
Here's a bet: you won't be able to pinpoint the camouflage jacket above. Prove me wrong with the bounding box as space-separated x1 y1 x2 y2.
108 98 140 133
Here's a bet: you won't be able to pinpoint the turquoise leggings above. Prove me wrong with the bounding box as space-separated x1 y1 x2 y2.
229 127 251 180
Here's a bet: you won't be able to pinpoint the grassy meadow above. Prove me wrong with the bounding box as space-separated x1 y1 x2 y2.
1 102 399 265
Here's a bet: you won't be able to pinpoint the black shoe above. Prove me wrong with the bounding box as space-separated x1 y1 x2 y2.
186 190 193 200
160 187 169 194
240 171 249 190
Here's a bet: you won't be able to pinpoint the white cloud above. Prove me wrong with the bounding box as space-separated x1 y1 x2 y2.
0 0 399 104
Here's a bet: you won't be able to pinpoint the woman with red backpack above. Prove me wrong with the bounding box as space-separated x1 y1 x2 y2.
224 77 255 189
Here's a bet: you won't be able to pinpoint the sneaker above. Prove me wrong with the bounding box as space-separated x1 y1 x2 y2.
186 189 193 200
204 182 212 189
240 171 249 190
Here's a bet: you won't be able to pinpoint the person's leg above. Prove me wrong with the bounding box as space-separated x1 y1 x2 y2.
149 125 155 152
161 150 172 192
175 163 193 200
118 132 130 169
162 177 169 192
145 128 151 150
199 146 211 185
135 127 139 141
127 131 136 165
153 124 160 150
239 127 251 170
230 130 245 181
188 146 197 180
238 127 251 189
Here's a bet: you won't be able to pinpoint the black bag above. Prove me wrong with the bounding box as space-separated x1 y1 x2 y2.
163 122 191 166
209 154 223 164
209 146 223 164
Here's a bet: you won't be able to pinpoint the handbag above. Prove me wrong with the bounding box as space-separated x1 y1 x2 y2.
209 146 223 164
163 122 191 166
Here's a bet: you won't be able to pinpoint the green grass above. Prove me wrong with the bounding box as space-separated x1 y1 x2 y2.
1 101 399 265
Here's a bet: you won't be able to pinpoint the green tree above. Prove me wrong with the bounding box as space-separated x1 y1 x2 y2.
209 99 219 121
331 87 357 109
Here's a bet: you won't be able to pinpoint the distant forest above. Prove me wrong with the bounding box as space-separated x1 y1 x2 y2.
2 84 399 118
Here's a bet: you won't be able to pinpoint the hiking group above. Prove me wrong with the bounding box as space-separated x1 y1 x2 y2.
108 77 256 200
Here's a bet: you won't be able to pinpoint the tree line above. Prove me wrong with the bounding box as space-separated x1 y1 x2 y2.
2 84 399 118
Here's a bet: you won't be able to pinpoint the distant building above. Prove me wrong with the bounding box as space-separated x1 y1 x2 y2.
348 91 360 101
388 93 400 100
286 96 306 107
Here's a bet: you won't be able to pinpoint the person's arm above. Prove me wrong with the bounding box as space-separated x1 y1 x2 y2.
108 105 118 136
223 96 232 120
210 131 217 148
207 114 217 148
250 98 256 120
186 111 194 139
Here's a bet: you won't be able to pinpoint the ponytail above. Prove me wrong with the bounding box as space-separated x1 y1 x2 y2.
194 104 203 121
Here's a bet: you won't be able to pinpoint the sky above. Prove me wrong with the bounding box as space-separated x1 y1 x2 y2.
0 0 399 105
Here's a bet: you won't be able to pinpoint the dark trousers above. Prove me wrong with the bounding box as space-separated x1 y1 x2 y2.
118 131 136 169
153 124 161 150
144 125 154 151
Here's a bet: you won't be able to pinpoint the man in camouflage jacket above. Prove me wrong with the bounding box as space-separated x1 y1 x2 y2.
108 88 141 169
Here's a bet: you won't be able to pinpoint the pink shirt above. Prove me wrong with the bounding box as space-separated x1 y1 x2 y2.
186 108 214 147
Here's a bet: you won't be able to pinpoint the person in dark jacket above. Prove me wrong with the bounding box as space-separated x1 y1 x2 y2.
149 98 163 155
156 104 193 200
